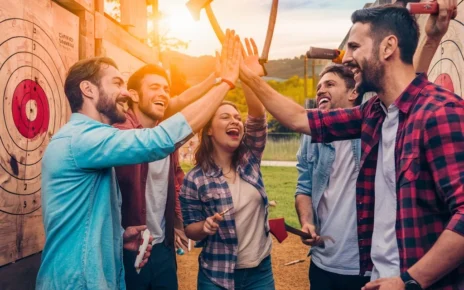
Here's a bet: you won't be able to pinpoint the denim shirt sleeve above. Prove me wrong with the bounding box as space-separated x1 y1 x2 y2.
295 134 313 197
72 113 192 169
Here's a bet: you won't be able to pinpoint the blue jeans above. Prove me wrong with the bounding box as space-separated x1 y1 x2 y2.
197 256 275 290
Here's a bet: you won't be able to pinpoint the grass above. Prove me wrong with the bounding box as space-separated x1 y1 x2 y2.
180 163 300 229
262 138 300 161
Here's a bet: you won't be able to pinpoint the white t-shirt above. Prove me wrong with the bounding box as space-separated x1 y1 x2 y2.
145 156 170 245
312 140 361 275
371 103 401 280
228 177 272 269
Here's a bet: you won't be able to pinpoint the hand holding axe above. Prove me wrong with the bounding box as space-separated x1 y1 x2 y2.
269 218 334 245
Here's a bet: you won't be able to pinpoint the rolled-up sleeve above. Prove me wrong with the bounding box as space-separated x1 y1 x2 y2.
243 114 267 162
307 106 363 143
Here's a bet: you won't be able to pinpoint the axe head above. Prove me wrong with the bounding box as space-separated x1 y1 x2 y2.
186 0 213 21
269 218 288 243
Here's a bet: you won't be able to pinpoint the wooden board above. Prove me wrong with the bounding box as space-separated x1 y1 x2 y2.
0 0 78 266
416 1 464 98
102 39 147 82
95 11 159 65
101 40 144 112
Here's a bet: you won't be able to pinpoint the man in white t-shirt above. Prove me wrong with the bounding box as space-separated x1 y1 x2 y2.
296 64 369 290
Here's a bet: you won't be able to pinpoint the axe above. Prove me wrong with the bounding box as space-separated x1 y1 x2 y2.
406 1 457 19
306 47 345 64
186 0 225 42
186 0 279 76
269 218 335 245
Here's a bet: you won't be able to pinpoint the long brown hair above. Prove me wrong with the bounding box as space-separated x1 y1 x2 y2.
195 101 247 173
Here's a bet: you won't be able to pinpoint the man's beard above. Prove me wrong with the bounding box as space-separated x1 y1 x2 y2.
96 88 126 124
357 52 385 94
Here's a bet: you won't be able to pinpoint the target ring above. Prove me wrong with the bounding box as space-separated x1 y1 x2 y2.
12 79 50 139
0 18 69 215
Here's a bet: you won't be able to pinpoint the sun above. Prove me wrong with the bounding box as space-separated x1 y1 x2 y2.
163 9 197 42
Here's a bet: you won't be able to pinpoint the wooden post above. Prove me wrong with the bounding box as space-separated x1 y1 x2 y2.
120 0 147 40
78 10 95 59
95 0 104 56
304 56 308 102
311 59 316 97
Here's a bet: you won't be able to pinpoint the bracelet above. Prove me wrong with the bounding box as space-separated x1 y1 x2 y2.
221 78 235 90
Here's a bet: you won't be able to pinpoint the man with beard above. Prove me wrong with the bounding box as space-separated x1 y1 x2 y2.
114 61 226 289
36 30 242 290
239 2 463 290
295 64 369 290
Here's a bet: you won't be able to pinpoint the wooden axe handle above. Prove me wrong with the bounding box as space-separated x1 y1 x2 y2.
285 223 312 239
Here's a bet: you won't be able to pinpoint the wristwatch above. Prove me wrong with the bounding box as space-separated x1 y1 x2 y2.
214 77 222 85
400 271 423 290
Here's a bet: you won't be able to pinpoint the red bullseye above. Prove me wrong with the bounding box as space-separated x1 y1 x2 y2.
434 73 455 93
12 79 50 139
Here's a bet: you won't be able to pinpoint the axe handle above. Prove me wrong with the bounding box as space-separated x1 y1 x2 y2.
306 47 340 60
259 0 279 76
205 4 225 43
260 0 279 62
285 223 312 239
407 2 457 19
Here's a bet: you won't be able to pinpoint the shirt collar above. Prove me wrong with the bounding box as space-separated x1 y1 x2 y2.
124 108 144 129
393 73 429 114
70 113 109 126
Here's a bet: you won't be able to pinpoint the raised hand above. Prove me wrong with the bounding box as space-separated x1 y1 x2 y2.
242 38 265 77
424 0 457 40
219 29 242 86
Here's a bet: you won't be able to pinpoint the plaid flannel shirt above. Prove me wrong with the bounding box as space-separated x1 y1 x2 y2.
180 115 270 290
307 74 464 290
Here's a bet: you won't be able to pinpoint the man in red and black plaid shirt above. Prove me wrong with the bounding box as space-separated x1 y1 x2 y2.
240 2 463 290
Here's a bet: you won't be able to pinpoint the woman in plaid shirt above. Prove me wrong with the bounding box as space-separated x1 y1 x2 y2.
180 39 275 290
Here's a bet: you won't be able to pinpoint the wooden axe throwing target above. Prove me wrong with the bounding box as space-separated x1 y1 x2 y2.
0 17 69 216
0 0 78 266
416 1 464 97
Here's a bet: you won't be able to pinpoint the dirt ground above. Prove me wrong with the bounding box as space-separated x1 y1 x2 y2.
177 235 310 290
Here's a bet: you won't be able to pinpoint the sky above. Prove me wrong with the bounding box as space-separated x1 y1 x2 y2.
158 0 369 59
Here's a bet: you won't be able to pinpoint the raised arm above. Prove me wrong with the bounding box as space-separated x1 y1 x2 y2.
163 56 220 119
179 29 241 133
413 0 456 73
239 63 310 134
72 30 242 169
242 38 266 118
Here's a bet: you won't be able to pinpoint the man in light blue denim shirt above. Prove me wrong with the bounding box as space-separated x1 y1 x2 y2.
295 65 370 290
37 36 241 290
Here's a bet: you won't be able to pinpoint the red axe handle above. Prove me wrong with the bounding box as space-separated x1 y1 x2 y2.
407 1 457 19
407 2 438 14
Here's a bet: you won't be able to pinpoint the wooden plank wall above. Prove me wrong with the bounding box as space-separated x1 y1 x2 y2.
0 0 159 271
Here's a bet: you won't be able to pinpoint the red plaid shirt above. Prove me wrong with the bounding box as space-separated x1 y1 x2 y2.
307 74 464 290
